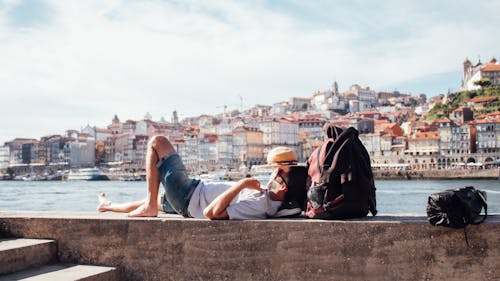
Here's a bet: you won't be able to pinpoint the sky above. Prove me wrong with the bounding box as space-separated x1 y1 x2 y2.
0 0 498 144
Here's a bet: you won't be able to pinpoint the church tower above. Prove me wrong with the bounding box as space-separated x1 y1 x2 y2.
332 81 339 95
171 110 179 124
112 114 120 125
462 58 473 89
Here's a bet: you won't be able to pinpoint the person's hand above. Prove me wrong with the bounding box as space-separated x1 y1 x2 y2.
240 178 263 192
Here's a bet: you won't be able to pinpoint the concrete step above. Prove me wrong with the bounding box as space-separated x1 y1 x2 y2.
0 239 56 275
0 264 119 281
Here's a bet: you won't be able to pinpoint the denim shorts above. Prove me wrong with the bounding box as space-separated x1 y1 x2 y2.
157 153 199 217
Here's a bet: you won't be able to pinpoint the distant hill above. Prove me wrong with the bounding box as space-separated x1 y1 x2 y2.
425 85 500 120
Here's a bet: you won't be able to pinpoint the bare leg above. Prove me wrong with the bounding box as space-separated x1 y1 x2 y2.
98 192 164 213
98 192 144 213
128 136 176 217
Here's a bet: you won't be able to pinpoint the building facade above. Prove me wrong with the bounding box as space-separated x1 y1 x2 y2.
233 126 264 167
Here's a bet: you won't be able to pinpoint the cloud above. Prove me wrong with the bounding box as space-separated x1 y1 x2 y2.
0 0 498 143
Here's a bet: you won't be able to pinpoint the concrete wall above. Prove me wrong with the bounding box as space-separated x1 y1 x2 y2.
0 212 499 281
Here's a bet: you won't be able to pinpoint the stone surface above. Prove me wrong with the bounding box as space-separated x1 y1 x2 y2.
1 211 499 281
0 263 118 281
0 238 56 275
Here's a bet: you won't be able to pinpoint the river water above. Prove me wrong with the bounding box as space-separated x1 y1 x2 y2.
0 179 498 214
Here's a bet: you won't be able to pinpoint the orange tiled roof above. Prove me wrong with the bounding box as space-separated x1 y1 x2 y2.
95 128 112 133
482 63 500 72
410 132 439 141
374 119 389 125
474 119 500 124
78 133 92 138
233 126 261 132
469 96 498 103
435 117 452 123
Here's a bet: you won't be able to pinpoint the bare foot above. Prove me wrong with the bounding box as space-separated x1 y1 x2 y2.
97 192 112 212
127 204 158 217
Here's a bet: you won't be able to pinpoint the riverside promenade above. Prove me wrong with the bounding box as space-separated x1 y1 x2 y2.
373 168 500 180
0 211 498 281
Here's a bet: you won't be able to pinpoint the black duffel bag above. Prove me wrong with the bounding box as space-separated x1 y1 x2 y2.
427 186 487 229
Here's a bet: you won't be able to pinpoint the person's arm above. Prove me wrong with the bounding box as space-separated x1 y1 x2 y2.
203 178 262 220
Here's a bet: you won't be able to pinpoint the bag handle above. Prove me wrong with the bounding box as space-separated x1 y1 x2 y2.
470 190 487 225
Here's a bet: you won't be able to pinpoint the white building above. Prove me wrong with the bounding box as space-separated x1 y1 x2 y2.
135 121 149 135
359 133 382 157
82 126 113 142
347 84 377 112
215 121 233 135
288 97 311 112
272 101 288 115
349 100 360 113
461 57 500 91
259 119 299 146
65 138 96 168
311 91 331 111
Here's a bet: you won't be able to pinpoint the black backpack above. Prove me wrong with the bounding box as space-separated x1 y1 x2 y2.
306 126 377 219
427 186 487 229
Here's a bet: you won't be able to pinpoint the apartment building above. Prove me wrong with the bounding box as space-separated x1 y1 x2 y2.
233 126 264 167
4 138 38 165
359 133 382 157
298 117 326 141
216 133 235 168
450 107 474 124
436 118 453 155
451 123 476 154
64 135 96 168
349 118 374 134
198 134 218 171
475 117 500 153
104 134 130 162
259 119 299 146
259 118 299 159
407 131 439 156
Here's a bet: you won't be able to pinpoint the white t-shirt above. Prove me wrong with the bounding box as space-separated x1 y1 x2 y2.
187 181 282 220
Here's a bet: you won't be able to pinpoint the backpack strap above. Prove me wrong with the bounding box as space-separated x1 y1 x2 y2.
316 142 324 176
317 125 344 180
317 139 335 179
321 128 357 184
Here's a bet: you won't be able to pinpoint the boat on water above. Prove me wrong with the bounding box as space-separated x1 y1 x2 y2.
198 173 223 182
197 170 231 182
119 175 145 181
67 168 109 181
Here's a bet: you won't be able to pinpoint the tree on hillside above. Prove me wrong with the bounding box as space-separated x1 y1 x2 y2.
474 78 492 88
484 85 500 97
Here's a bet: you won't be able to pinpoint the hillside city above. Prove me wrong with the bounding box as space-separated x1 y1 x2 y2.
1 57 499 179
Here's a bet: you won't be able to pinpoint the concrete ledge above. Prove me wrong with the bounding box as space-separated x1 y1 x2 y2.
1 212 499 281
